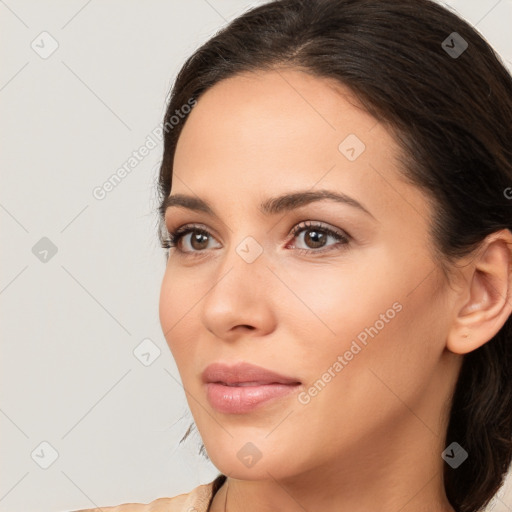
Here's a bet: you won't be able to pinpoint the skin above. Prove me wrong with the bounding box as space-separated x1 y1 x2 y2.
158 68 512 512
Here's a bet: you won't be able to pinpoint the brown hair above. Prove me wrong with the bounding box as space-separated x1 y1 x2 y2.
156 1 512 511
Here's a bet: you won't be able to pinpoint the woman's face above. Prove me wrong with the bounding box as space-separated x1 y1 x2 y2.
159 68 461 480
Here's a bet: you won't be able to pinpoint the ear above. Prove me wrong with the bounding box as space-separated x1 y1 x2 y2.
446 229 512 355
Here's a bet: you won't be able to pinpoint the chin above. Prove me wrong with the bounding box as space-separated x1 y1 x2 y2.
204 440 298 481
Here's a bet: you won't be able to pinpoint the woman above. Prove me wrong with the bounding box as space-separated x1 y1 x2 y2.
76 0 512 510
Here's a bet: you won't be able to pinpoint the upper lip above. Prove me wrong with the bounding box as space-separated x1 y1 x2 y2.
202 361 301 386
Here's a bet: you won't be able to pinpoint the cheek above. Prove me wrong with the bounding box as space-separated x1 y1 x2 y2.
159 269 193 353
280 259 393 360
159 266 212 383
158 272 173 341
285 290 426 450
282 254 440 394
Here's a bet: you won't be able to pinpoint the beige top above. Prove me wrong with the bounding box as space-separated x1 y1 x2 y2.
71 474 497 511
72 474 227 512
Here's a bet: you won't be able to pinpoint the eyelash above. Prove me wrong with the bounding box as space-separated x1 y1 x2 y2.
161 221 350 258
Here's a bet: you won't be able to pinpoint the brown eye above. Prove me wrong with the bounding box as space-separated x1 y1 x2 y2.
302 228 328 249
163 224 221 256
189 231 210 250
290 221 350 255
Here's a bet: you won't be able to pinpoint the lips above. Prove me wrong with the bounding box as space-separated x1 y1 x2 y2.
202 361 301 386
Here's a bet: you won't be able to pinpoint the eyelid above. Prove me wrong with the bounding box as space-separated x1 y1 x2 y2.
164 222 221 251
287 220 350 255
289 220 350 241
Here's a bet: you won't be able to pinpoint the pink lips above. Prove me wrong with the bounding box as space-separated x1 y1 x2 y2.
202 361 301 414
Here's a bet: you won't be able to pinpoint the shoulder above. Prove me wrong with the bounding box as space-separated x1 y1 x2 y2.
71 494 188 512
71 493 188 511
72 474 226 512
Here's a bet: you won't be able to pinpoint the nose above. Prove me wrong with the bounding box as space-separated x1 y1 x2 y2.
200 237 277 341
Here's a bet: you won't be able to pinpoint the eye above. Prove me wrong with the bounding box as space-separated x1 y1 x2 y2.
161 223 221 257
287 220 350 255
161 221 350 257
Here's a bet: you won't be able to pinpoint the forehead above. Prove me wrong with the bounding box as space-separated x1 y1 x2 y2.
175 68 382 166
171 68 429 231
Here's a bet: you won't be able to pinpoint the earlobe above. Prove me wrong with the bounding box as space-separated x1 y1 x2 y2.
446 230 512 355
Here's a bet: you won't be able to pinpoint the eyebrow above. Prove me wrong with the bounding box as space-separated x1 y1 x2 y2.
162 189 376 220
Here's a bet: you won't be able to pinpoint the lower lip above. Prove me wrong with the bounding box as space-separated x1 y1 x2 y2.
206 382 300 414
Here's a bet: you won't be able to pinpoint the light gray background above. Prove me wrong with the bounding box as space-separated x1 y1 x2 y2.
1 1 511 511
